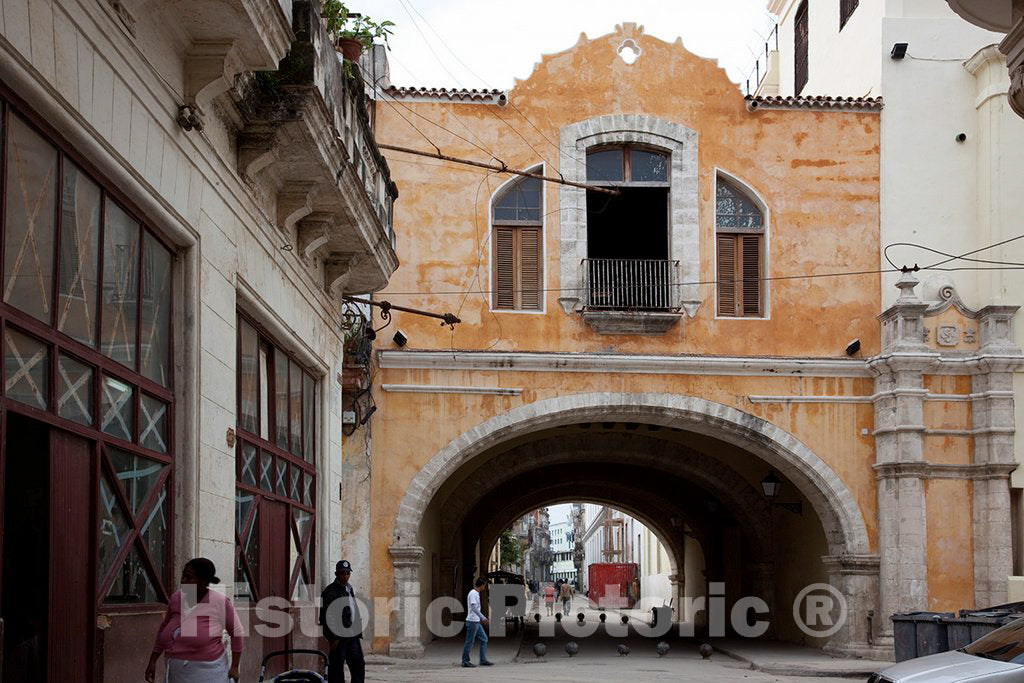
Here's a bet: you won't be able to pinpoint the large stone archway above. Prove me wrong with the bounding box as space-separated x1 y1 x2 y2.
388 393 878 657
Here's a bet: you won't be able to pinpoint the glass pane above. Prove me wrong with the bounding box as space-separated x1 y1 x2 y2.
716 180 763 230
244 506 259 595
631 149 668 182
235 554 255 601
140 233 171 386
4 115 57 323
101 375 134 441
58 353 93 425
274 348 288 450
98 471 132 584
259 344 269 441
303 373 315 462
259 451 273 491
236 489 255 536
302 473 312 507
275 458 288 497
289 467 300 502
293 507 312 545
109 447 164 515
105 544 159 603
101 202 140 366
139 483 168 589
4 327 49 410
140 393 168 453
237 319 258 434
240 442 258 488
586 148 624 183
289 361 302 456
58 163 101 344
493 176 541 222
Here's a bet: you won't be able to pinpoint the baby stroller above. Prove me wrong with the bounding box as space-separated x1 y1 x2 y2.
257 649 328 682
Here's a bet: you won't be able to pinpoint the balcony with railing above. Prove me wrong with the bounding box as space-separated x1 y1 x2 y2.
234 0 399 295
580 258 683 334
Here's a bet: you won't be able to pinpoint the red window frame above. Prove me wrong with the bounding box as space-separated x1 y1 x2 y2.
234 312 317 603
0 85 177 612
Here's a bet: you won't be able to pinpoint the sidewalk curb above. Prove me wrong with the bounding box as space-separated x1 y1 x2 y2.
710 645 879 678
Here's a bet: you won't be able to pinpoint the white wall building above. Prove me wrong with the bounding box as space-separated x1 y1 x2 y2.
0 1 397 680
579 504 674 608
764 0 1024 586
549 520 577 583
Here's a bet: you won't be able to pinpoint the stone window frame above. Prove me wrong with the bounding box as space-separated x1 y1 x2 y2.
557 114 700 318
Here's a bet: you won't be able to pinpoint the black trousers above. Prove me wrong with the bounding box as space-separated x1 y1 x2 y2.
327 637 365 683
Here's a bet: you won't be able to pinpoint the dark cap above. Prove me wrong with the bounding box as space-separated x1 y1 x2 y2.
336 560 352 573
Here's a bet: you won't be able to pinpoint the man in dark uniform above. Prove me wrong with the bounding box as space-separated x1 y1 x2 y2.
320 560 365 683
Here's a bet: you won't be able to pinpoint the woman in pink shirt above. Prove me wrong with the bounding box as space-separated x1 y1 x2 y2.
145 558 244 682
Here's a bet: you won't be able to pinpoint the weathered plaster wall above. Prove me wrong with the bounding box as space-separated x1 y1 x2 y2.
375 25 882 359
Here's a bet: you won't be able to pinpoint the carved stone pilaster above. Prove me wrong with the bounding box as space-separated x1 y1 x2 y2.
389 545 425 658
821 554 885 658
871 273 936 635
973 305 1022 606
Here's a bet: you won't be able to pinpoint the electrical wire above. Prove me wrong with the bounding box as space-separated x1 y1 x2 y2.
884 234 1024 270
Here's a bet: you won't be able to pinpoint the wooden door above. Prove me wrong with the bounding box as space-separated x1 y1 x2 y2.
260 498 289 671
48 429 93 683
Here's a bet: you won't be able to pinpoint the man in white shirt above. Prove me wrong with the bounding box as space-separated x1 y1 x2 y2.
462 578 494 667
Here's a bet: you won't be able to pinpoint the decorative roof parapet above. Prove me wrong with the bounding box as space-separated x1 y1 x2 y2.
745 94 883 112
385 85 507 104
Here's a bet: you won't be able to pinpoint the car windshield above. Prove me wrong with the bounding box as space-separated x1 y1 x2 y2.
964 618 1024 664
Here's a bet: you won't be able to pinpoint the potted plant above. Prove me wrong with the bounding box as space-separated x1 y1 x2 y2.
322 1 394 63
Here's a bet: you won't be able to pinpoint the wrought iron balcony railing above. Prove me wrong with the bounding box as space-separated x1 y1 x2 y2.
582 258 680 312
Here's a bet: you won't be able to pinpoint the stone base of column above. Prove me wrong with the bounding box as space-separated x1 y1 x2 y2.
389 640 426 658
824 638 893 662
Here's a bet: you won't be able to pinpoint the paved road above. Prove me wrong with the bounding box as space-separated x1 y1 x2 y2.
359 607 874 682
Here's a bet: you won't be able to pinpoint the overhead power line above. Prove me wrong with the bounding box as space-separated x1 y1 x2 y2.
377 143 620 196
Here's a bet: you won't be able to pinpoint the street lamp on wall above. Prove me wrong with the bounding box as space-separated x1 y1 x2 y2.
760 471 802 515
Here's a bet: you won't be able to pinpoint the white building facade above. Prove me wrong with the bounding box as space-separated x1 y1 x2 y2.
549 520 577 583
0 1 397 680
764 0 1024 597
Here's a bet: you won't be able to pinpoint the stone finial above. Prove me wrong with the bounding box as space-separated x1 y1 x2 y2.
895 270 922 304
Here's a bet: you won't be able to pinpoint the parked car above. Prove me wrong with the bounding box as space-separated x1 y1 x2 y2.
869 617 1024 682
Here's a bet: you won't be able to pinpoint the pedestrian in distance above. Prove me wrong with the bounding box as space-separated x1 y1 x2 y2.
544 582 556 616
145 557 244 682
321 559 366 683
559 580 573 614
462 578 495 667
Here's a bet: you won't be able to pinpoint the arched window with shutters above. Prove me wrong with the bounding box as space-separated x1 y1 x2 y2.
715 175 766 318
491 172 543 311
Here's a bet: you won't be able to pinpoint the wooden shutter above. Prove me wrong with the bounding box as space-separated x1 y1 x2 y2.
519 227 542 310
717 234 737 316
741 235 762 316
795 1 809 95
494 227 515 309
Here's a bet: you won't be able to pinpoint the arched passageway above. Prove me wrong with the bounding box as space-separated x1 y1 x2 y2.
388 394 878 658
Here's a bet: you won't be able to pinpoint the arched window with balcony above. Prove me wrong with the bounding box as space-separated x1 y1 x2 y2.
491 173 543 311
715 175 766 318
584 145 673 311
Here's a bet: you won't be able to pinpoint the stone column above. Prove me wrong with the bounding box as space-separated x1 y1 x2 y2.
973 306 1023 606
388 545 425 658
667 573 683 622
822 554 884 659
745 562 776 638
870 273 937 641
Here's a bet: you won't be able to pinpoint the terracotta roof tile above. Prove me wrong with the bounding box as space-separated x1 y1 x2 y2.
384 85 505 102
745 94 883 111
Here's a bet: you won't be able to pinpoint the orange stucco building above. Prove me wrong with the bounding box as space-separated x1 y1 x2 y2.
349 23 1021 658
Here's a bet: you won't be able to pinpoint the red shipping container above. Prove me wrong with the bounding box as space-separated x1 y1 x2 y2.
588 563 639 609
